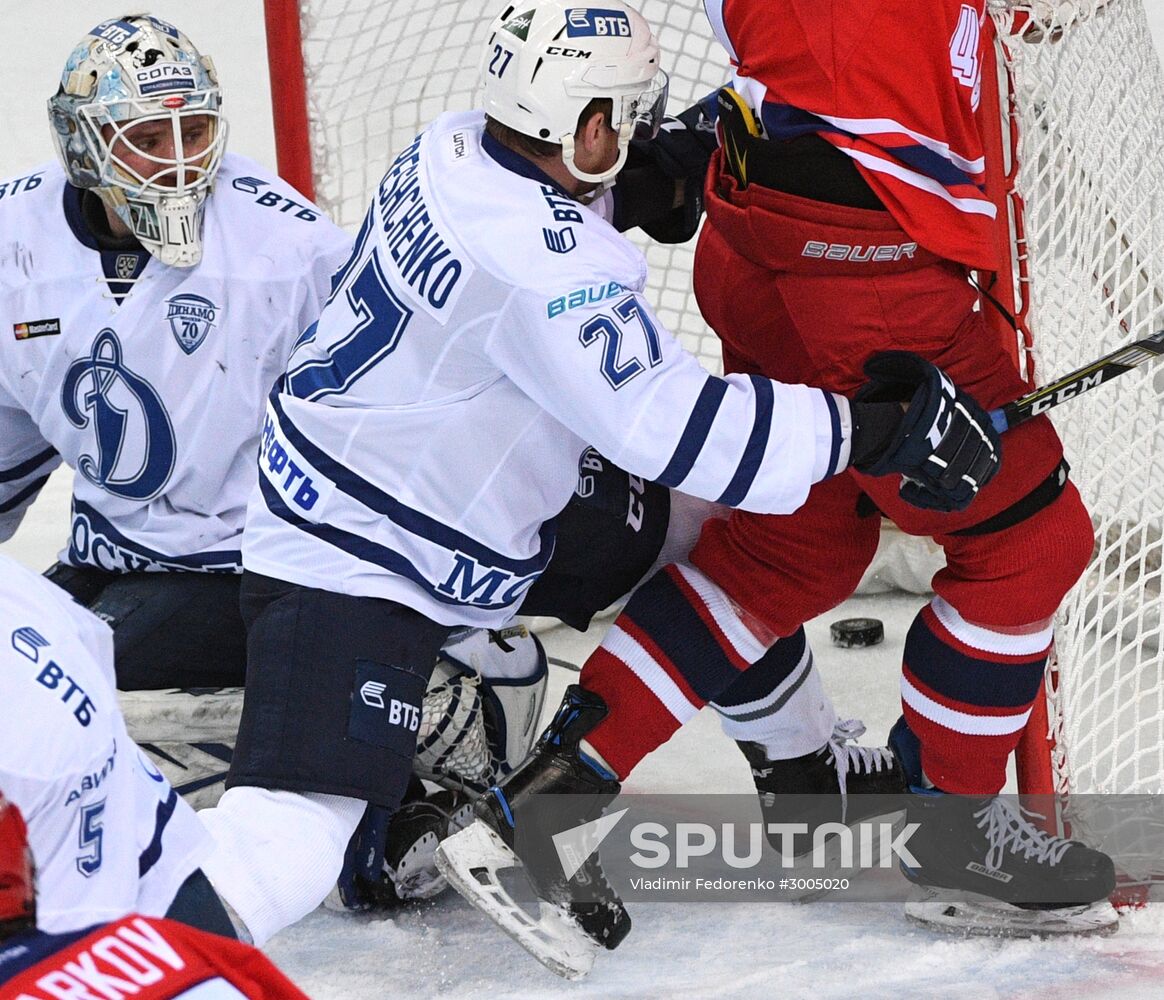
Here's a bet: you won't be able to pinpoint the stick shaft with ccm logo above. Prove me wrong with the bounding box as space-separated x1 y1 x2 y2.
989 329 1164 434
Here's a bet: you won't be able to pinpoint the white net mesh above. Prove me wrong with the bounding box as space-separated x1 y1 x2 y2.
415 662 497 791
989 0 1164 794
292 0 726 370
286 0 1164 794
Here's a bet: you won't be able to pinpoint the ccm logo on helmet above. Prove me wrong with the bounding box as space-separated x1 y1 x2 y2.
801 240 918 263
546 46 592 57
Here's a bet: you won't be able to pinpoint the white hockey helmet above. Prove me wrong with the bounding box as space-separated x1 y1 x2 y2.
48 15 228 267
481 0 668 184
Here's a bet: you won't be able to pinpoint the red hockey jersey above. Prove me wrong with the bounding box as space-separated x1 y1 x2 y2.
0 915 308 999
704 0 1005 269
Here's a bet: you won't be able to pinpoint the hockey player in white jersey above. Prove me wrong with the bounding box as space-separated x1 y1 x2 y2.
0 14 352 691
0 12 618 917
0 553 237 939
193 0 1001 950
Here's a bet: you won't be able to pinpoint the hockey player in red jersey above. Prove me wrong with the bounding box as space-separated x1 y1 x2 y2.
591 0 1114 933
0 792 309 1000
439 0 1118 974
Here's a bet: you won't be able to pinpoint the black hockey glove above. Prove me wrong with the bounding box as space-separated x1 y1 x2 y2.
851 351 1001 513
614 94 718 243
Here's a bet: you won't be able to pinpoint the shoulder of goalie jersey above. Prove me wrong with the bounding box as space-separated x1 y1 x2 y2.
213 153 349 252
0 160 65 222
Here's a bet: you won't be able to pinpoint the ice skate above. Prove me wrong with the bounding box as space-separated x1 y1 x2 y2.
740 719 906 897
890 718 1118 937
436 685 630 979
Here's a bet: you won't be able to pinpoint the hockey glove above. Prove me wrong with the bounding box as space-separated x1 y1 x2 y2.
614 94 718 243
851 351 1001 512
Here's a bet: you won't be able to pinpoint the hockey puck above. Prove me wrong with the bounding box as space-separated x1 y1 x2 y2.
829 617 885 648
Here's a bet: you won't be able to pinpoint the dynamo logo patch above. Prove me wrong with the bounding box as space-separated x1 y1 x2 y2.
165 293 218 354
565 8 632 37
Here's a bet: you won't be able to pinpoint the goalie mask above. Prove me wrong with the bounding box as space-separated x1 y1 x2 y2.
481 0 668 185
0 793 35 938
48 15 228 268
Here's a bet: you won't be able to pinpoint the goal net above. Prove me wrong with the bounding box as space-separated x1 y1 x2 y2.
992 0 1164 800
265 0 1164 801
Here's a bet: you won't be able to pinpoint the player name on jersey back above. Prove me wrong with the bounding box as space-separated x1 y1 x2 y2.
0 915 306 999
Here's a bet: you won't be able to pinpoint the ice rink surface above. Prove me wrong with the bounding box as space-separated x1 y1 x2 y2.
5 3 1164 997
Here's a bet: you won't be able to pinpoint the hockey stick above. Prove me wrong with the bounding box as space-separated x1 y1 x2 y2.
989 329 1164 433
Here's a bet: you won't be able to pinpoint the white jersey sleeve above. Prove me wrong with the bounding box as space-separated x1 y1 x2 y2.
0 385 61 542
488 284 847 513
0 555 211 933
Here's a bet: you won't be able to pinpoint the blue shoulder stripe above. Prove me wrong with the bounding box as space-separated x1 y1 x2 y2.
656 377 728 488
139 789 178 878
716 375 773 506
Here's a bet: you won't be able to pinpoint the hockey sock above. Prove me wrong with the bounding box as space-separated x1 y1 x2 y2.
711 626 834 759
198 787 365 946
900 596 1051 794
579 563 771 778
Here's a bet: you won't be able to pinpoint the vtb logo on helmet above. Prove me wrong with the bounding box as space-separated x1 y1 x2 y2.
48 15 229 268
481 0 669 185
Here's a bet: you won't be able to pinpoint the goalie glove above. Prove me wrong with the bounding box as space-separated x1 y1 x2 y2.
851 351 1001 513
613 93 718 243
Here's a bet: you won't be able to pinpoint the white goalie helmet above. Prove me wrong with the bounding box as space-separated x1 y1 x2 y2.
481 0 668 184
48 15 228 267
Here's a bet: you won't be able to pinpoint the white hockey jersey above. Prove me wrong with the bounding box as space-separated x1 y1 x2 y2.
0 554 211 933
242 112 851 627
0 155 351 573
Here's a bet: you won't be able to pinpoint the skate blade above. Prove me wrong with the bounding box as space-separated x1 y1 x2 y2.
905 886 1120 938
436 821 598 980
786 809 907 902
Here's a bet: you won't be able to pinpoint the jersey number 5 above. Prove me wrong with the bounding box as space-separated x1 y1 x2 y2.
579 296 662 390
76 799 106 877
